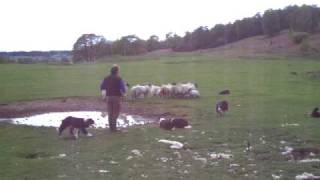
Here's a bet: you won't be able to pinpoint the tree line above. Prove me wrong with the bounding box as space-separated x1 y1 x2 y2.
73 4 320 62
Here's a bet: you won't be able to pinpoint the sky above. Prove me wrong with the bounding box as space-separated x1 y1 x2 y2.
0 0 319 51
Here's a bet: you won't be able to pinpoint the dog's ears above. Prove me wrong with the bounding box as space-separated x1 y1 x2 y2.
85 119 94 123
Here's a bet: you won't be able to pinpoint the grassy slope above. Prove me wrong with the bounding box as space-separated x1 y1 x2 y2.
1 55 320 179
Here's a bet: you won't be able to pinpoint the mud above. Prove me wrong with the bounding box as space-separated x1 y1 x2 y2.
0 97 190 123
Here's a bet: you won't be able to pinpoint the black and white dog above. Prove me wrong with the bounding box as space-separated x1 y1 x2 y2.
311 107 320 118
58 116 95 139
216 100 229 116
159 117 190 130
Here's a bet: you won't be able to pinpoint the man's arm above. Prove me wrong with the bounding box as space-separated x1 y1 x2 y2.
100 78 107 90
120 80 127 95
100 79 107 99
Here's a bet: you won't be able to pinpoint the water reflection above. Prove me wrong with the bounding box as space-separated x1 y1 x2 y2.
7 111 149 128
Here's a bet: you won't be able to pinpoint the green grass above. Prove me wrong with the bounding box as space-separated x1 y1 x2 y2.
1 55 320 179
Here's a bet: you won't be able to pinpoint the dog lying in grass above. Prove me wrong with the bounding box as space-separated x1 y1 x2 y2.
159 118 191 130
311 107 320 118
58 116 95 139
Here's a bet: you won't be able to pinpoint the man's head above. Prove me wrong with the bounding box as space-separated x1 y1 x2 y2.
110 64 119 75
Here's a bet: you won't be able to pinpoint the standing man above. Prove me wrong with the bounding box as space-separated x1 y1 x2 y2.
100 64 127 132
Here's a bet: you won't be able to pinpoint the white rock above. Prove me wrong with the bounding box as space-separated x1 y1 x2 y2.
281 146 293 155
109 160 118 164
160 157 169 163
281 123 300 127
229 164 240 167
98 170 109 173
280 140 286 144
210 153 233 160
59 154 66 158
296 172 320 180
131 149 142 157
141 174 148 178
272 174 281 180
298 159 320 163
158 139 184 149
57 174 67 178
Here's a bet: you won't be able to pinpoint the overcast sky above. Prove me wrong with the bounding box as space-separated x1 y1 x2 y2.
1 0 319 51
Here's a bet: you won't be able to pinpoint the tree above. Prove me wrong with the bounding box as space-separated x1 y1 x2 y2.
210 24 226 47
191 26 211 49
262 9 281 37
165 32 183 50
224 23 237 43
114 35 147 55
72 34 106 62
146 35 162 52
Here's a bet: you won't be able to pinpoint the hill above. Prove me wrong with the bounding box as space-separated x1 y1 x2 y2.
144 31 320 59
201 31 320 58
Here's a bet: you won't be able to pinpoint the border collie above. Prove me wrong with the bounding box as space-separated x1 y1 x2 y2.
216 100 229 116
58 116 95 139
219 89 230 95
159 118 190 130
311 107 320 118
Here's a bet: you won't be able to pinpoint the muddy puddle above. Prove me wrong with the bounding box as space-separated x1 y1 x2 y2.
1 111 152 129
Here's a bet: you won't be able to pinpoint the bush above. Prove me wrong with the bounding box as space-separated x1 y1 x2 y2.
290 32 309 44
0 57 11 64
17 58 35 64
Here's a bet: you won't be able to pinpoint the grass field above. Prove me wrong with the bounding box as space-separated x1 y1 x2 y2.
1 54 320 179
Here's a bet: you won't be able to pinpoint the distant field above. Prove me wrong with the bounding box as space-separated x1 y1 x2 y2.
1 55 320 179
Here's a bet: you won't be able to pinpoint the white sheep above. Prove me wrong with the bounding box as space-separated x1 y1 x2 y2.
171 82 198 98
131 84 150 99
159 84 173 98
187 89 200 98
149 84 161 97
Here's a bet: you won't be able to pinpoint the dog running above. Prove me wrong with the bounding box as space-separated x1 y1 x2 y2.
58 116 95 139
216 100 229 116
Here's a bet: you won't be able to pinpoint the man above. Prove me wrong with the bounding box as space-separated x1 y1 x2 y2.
100 64 127 132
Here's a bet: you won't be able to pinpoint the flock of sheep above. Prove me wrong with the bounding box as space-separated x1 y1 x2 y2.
130 82 200 99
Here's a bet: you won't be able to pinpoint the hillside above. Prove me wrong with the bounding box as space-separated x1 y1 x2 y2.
144 31 320 59
202 31 320 58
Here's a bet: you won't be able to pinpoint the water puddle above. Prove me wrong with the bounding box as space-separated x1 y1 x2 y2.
2 111 151 129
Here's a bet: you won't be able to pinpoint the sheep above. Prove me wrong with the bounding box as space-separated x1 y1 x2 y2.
131 82 199 99
171 82 199 98
159 84 173 98
149 84 161 97
131 84 150 99
187 89 200 98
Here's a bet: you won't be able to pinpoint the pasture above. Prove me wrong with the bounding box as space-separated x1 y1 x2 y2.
1 54 320 179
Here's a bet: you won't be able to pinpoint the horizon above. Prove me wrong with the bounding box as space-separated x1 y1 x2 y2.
1 0 319 52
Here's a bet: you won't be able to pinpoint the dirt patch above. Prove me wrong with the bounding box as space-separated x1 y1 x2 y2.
0 97 190 120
